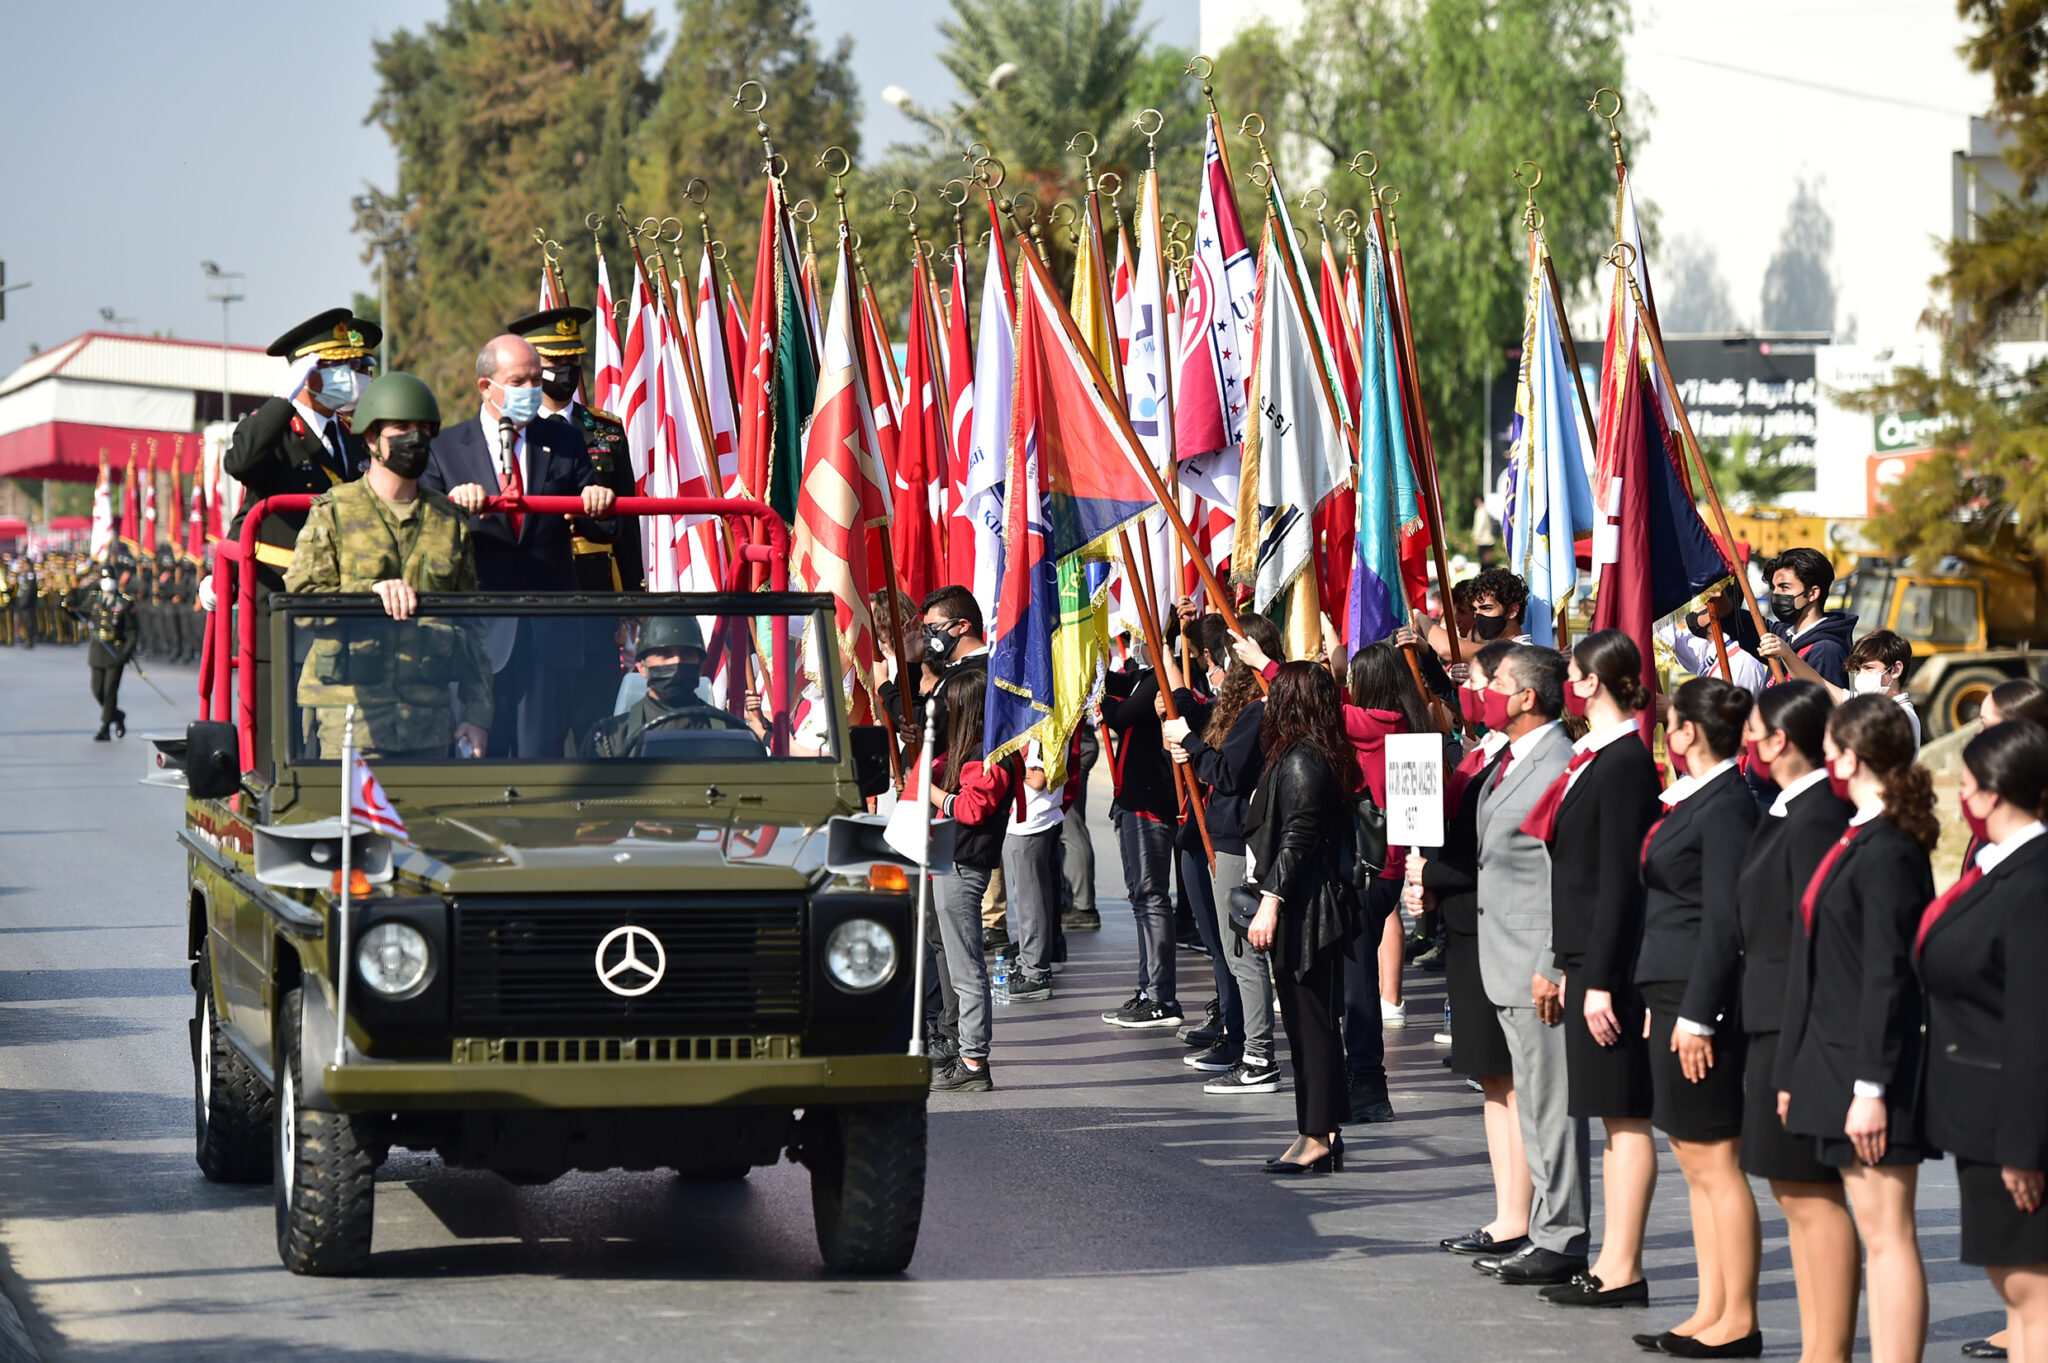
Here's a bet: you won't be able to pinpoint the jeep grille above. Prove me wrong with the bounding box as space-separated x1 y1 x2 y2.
451 894 804 1035
452 1035 802 1064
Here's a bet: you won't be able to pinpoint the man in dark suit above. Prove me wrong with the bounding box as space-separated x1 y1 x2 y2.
421 334 615 757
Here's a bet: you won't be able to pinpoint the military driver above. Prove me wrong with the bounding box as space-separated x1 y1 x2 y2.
582 616 765 757
284 372 494 761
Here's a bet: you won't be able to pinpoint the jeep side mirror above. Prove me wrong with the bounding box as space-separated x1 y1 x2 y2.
184 721 242 800
849 725 893 799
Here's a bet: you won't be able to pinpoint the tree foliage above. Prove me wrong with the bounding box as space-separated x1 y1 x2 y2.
366 0 858 410
1855 0 2048 566
1211 0 1635 512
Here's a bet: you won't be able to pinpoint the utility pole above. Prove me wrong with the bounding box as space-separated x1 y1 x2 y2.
352 193 408 370
0 262 31 321
201 262 244 429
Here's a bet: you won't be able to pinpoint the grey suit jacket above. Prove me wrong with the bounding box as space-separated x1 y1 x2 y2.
1475 722 1574 1007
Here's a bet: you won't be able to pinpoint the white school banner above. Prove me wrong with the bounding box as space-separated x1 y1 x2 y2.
1383 733 1444 848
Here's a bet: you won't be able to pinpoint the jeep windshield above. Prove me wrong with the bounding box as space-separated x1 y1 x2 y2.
275 592 837 765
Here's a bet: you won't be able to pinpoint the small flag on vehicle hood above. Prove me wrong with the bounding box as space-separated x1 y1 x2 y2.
349 753 407 841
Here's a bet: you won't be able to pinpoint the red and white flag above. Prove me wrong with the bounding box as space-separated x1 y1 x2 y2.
890 255 946 609
349 752 407 840
695 251 741 494
942 244 977 592
591 249 627 418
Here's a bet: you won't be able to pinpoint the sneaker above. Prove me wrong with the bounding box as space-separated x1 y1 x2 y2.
1177 998 1223 1045
982 926 1013 955
1415 942 1448 971
929 1058 994 1092
1061 908 1102 931
1433 1026 1454 1045
1402 933 1436 963
1204 1059 1281 1094
1347 1075 1395 1124
1100 992 1148 1026
1381 999 1407 1029
1183 1040 1242 1071
1005 972 1051 1002
1109 999 1184 1030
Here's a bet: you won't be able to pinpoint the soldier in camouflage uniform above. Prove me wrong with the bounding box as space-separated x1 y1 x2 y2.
581 616 763 758
284 372 494 761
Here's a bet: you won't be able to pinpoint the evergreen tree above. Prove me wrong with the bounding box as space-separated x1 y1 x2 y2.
1853 1 2048 564
368 0 659 403
630 0 862 300
1213 0 1635 513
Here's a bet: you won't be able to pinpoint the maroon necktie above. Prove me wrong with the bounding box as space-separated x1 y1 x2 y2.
1915 862 1984 956
1640 815 1669 868
1798 824 1868 934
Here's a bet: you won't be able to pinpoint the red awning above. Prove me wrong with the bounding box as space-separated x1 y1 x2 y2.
0 421 206 481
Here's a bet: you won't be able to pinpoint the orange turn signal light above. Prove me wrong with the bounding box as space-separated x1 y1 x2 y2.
330 868 374 897
866 864 909 892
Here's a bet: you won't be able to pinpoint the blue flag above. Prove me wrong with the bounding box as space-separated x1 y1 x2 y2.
1504 242 1596 646
1348 228 1420 647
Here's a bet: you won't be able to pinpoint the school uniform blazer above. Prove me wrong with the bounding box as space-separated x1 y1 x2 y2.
421 414 597 593
1776 817 1935 1141
1919 834 2048 1171
1713 780 1853 1036
1548 735 1663 992
1637 768 1761 1012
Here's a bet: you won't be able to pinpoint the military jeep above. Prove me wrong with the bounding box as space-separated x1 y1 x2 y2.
179 496 928 1276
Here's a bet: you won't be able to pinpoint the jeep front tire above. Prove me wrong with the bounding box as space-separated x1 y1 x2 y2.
273 987 375 1275
192 944 272 1183
806 1101 927 1274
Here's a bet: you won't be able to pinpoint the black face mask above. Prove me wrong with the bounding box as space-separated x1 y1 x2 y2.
379 430 433 480
1686 612 1717 641
540 366 580 404
643 661 701 707
1768 592 1806 624
1471 612 1511 641
923 622 961 662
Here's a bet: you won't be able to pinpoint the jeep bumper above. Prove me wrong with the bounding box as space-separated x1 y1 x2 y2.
319 1052 930 1111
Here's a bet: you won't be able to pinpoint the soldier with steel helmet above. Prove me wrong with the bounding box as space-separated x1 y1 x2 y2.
285 372 493 761
581 616 763 757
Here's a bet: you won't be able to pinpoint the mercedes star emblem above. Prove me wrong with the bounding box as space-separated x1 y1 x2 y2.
594 925 667 997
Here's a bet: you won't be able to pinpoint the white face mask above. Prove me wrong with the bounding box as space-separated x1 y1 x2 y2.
1851 668 1890 696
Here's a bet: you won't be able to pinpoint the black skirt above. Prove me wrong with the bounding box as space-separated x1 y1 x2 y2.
1446 930 1512 1078
1739 1033 1837 1184
1642 980 1745 1142
1816 1134 1927 1168
1563 966 1653 1121
1959 1157 2048 1266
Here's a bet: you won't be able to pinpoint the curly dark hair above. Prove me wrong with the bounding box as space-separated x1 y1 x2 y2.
1261 660 1363 792
1828 694 1938 849
1469 567 1529 619
1202 613 1283 747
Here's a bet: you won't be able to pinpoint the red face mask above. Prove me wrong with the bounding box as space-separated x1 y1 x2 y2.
1827 756 1854 805
1743 737 1771 780
1564 679 1591 720
1459 687 1486 727
1481 687 1511 732
1962 791 1993 845
1669 744 1690 778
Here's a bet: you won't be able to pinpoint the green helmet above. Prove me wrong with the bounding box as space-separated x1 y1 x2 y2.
350 371 441 433
637 616 705 657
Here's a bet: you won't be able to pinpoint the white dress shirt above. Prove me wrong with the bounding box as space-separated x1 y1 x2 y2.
1978 820 2048 874
1767 767 1831 817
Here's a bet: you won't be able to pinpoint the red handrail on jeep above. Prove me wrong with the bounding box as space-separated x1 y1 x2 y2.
201 495 793 772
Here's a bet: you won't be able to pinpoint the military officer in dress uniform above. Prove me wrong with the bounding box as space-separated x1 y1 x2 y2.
509 306 642 740
285 371 492 761
507 306 641 591
86 572 136 741
175 556 204 664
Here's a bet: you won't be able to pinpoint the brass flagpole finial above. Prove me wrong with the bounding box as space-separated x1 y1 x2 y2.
1513 160 1545 233
1238 112 1275 185
1604 238 1638 274
1098 170 1124 237
734 80 786 181
583 211 607 245
1184 53 1226 126
790 197 819 264
891 188 925 253
1067 130 1100 191
940 178 970 249
1005 190 1049 265
1589 87 1626 172
815 145 853 233
1334 207 1362 270
1299 187 1330 243
1131 108 1164 171
1049 200 1079 249
1347 149 1379 205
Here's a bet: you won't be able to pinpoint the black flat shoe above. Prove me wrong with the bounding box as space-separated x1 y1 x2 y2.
1263 1138 1343 1174
1961 1343 2009 1361
1441 1228 1528 1256
1538 1273 1649 1308
1662 1332 1761 1359
1632 1334 1671 1353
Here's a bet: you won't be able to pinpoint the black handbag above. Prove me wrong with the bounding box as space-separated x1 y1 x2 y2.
1227 884 1262 937
1349 789 1389 887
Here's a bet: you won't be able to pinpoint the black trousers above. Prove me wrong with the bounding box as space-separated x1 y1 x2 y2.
1276 946 1347 1137
90 662 125 727
1340 878 1397 1089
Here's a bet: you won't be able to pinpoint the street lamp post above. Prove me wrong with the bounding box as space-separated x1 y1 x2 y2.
882 62 1021 151
352 194 407 371
201 262 244 430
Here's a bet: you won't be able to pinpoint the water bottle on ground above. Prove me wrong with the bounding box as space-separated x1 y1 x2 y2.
991 951 1010 1005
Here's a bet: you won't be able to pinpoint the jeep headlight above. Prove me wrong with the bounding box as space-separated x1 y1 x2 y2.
823 918 897 994
357 921 432 998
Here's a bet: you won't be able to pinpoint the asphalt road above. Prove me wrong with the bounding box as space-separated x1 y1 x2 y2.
0 644 2010 1361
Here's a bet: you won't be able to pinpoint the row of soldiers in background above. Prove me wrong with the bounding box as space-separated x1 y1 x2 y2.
0 546 204 661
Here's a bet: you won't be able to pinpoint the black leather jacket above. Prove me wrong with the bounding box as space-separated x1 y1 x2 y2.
1244 741 1362 978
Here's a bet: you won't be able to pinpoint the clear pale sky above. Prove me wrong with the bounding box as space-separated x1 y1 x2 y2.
0 0 1194 368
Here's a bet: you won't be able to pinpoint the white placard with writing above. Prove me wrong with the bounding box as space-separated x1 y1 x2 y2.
1383 733 1445 848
